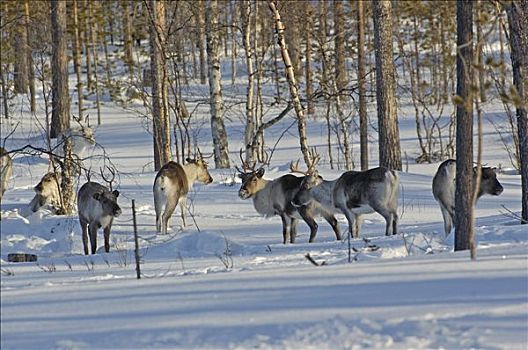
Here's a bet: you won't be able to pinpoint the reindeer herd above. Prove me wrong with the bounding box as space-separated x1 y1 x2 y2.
0 144 505 255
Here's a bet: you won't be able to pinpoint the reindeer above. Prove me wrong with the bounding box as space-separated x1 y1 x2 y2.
237 151 341 244
292 167 400 239
78 181 121 254
432 159 504 236
153 151 213 235
28 172 62 213
0 147 13 202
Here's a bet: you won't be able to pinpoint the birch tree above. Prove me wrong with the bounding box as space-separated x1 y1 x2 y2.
206 0 230 169
358 0 368 170
268 0 313 169
148 0 171 170
372 0 402 170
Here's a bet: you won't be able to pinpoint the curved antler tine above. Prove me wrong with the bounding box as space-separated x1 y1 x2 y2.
307 147 321 175
196 147 203 160
289 159 306 175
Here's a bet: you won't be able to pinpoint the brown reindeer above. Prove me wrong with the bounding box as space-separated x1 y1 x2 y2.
153 152 213 234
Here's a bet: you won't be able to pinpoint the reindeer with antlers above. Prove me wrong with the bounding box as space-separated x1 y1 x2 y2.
237 149 342 244
292 163 400 239
153 150 213 234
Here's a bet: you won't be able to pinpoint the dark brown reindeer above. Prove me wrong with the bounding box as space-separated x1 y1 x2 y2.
432 159 504 236
237 150 341 244
292 167 400 239
153 151 213 235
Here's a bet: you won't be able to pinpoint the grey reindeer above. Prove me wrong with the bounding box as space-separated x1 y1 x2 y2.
432 159 504 236
292 167 400 239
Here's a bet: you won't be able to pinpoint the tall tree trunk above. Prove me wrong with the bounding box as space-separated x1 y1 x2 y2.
372 0 402 170
122 0 134 75
476 0 487 103
24 0 35 112
89 1 102 125
334 0 347 95
206 0 230 169
304 3 314 115
72 0 84 121
506 0 528 224
84 0 93 92
149 0 171 170
50 0 70 139
14 1 28 95
268 0 313 169
198 0 207 85
357 0 368 170
454 0 475 252
242 0 256 164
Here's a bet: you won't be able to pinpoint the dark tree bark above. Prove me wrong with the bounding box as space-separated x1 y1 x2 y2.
50 0 70 139
14 1 29 95
506 0 528 224
454 0 474 252
372 0 402 170
358 0 368 170
334 0 347 95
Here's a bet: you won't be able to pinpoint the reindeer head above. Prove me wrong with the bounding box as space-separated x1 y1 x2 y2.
236 148 267 200
477 167 504 197
185 148 213 184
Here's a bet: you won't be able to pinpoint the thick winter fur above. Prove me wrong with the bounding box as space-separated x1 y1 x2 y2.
153 159 213 235
28 172 62 213
432 159 504 236
292 167 400 239
238 169 341 244
0 147 13 202
77 182 121 255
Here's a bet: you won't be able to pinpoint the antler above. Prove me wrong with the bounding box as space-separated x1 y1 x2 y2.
289 159 307 175
238 148 257 172
307 148 321 175
100 165 116 191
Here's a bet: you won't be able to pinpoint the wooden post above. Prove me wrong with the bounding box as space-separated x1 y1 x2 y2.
132 199 141 279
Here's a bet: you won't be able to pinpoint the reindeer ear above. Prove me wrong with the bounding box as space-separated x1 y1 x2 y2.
93 193 102 201
112 190 120 198
256 168 265 178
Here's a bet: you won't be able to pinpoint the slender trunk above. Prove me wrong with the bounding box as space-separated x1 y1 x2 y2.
89 2 101 125
358 0 368 170
50 0 70 139
84 0 93 92
243 0 256 164
305 3 314 115
334 0 346 96
122 1 134 75
24 0 35 112
72 0 84 121
14 1 28 95
230 0 237 85
269 0 313 168
206 0 230 168
476 0 487 103
0 62 8 118
198 0 207 85
454 0 474 253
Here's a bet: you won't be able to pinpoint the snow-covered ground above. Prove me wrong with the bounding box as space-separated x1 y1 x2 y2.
1 70 527 348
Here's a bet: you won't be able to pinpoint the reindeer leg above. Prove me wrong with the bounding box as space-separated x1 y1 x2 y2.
89 224 99 254
391 210 398 235
323 212 341 241
290 217 298 243
280 214 290 244
342 209 357 240
80 218 89 255
298 206 318 243
354 214 363 238
179 196 187 227
103 221 112 253
162 200 178 235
